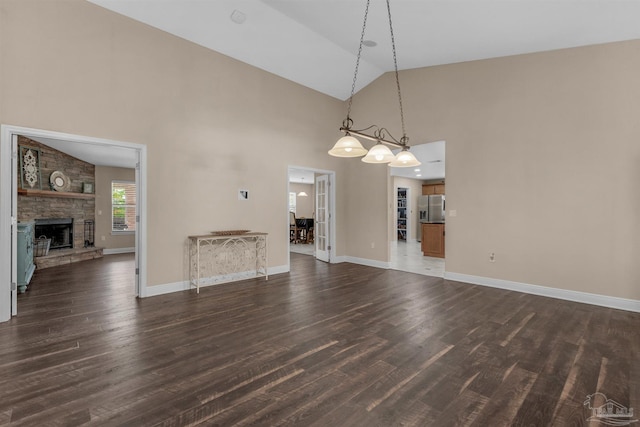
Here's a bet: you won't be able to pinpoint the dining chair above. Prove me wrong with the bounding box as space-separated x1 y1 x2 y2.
289 211 299 244
296 217 308 243
307 217 314 244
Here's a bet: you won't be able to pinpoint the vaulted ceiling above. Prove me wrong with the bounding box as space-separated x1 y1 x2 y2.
88 0 640 100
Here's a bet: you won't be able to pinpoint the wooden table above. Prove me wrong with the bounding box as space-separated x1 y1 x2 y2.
188 232 268 293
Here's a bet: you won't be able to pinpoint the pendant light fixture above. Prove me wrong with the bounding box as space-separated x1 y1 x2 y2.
362 143 395 163
328 135 368 157
297 177 309 197
328 0 420 168
389 146 421 167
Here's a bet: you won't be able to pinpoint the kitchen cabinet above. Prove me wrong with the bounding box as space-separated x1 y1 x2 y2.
422 183 445 195
421 223 445 258
17 220 36 293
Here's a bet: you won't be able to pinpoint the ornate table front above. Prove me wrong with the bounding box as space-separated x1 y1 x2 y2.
188 232 268 293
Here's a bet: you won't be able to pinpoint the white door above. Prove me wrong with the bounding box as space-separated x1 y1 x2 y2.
315 174 330 262
134 153 140 297
11 134 18 316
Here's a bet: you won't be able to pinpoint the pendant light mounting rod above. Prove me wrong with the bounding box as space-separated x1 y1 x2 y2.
340 117 409 149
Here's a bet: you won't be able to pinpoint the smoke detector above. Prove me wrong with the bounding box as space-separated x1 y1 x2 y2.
230 10 246 24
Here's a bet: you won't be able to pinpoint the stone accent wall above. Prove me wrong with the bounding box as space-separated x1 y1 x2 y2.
17 136 95 250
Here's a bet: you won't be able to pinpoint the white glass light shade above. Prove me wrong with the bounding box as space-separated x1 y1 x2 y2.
389 149 421 167
328 135 368 157
297 191 308 197
361 143 395 164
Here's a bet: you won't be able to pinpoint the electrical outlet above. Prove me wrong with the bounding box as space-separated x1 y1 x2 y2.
489 252 496 262
101 236 106 241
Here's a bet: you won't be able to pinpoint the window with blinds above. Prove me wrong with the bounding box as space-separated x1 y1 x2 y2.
289 192 296 215
112 181 136 232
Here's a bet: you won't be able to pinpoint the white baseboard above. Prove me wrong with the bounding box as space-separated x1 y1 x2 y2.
104 247 135 255
332 256 347 264
143 262 639 313
334 256 390 269
144 264 289 298
145 280 190 297
269 264 290 275
444 272 640 313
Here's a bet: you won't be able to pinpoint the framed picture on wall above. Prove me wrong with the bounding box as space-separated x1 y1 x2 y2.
83 182 94 194
19 145 42 190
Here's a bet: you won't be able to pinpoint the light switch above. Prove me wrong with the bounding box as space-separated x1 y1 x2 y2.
449 210 457 217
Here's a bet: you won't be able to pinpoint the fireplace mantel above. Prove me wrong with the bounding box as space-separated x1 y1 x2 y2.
18 188 95 200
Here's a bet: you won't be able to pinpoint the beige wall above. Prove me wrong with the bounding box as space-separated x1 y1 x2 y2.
2 1 639 301
0 0 353 288
356 40 640 300
95 166 136 250
289 183 314 218
343 159 389 261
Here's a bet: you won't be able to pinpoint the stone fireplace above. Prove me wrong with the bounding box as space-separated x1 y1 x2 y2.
17 136 102 269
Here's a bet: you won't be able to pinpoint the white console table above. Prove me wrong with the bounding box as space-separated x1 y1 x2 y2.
188 232 268 293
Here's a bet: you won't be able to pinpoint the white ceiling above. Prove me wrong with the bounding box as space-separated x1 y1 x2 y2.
390 140 445 180
288 168 315 184
88 0 640 100
29 136 138 169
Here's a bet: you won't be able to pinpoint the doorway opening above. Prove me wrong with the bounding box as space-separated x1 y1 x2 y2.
287 166 336 270
388 140 446 278
0 125 147 322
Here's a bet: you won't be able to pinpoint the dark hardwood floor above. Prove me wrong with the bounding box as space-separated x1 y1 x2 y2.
1 253 638 426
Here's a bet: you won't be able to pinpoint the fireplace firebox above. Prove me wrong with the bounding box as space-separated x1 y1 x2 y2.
35 218 74 250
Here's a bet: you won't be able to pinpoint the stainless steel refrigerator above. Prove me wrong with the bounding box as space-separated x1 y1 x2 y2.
417 195 445 241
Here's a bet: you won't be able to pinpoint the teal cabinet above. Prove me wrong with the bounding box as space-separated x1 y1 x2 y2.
17 221 35 293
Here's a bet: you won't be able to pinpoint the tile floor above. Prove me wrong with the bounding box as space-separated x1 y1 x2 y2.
290 240 445 278
389 240 445 278
289 242 315 256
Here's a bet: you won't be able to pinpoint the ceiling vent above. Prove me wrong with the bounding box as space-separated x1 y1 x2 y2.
230 10 246 25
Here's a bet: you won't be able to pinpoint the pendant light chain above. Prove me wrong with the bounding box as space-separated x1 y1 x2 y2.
346 0 371 123
330 0 420 167
386 0 407 143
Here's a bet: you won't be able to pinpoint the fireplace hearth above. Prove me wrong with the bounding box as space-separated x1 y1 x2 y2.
35 218 74 250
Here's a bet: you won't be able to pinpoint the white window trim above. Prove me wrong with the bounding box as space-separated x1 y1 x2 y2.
112 180 136 233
